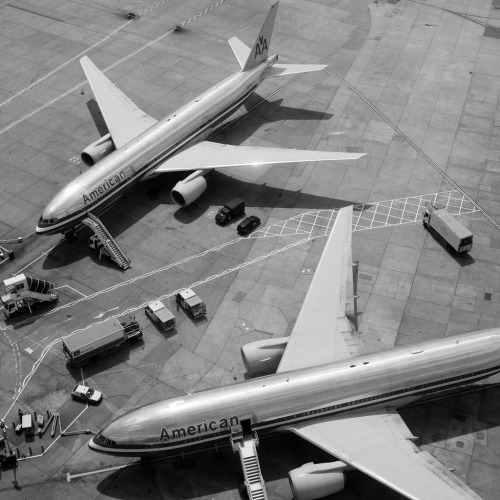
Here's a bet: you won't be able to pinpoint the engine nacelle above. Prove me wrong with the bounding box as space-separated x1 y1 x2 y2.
241 338 289 377
171 174 208 207
81 133 115 166
289 462 350 500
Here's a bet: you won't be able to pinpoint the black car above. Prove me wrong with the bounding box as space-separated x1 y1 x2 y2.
237 215 261 235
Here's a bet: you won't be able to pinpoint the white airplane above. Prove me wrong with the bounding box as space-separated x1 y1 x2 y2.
35 2 364 237
89 206 491 500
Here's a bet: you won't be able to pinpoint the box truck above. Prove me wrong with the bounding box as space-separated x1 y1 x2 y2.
423 204 473 253
63 316 142 366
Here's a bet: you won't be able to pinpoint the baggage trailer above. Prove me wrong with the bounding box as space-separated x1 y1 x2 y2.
423 203 473 253
145 300 176 332
63 316 142 366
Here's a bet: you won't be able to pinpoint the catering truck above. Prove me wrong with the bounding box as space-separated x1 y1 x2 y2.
145 300 176 332
215 198 245 224
1 274 58 318
63 316 142 366
423 203 473 253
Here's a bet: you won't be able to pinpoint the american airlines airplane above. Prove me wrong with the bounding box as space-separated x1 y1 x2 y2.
89 206 490 500
35 2 364 237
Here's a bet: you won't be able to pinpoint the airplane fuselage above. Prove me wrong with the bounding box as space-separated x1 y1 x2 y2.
36 56 277 235
89 328 500 457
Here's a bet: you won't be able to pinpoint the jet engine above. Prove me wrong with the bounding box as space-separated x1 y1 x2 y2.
81 133 115 166
170 171 207 207
240 338 289 377
288 462 350 500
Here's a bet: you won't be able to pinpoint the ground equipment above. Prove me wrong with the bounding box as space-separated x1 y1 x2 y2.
1 274 58 318
63 316 142 366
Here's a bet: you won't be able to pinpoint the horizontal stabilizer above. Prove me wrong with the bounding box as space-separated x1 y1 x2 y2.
228 37 251 69
152 141 365 173
264 63 327 78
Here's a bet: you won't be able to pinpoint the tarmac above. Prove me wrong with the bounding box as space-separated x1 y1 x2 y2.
1 0 500 498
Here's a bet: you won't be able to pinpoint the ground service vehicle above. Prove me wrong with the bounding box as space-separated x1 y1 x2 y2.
145 300 176 332
237 215 261 235
423 203 473 253
63 316 142 366
215 198 245 224
1 274 58 318
71 384 103 403
176 289 206 319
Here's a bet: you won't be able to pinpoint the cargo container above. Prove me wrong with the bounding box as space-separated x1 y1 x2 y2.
423 204 473 253
63 316 142 366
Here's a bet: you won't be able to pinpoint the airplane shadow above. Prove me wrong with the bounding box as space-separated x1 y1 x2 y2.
41 170 362 270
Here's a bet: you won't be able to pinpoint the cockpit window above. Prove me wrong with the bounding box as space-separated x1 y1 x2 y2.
93 431 116 447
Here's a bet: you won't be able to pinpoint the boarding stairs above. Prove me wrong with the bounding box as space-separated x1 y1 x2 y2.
20 277 58 302
82 213 131 270
230 425 267 500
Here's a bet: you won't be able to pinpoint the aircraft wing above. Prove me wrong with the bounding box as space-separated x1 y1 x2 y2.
80 56 157 149
276 206 362 373
151 141 365 172
285 410 482 500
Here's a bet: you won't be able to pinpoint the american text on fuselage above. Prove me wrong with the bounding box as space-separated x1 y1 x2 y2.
160 416 239 441
82 171 126 205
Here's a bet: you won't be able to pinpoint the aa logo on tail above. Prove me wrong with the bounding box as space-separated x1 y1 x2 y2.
254 35 268 58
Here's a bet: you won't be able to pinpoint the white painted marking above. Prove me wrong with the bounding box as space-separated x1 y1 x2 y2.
94 307 119 319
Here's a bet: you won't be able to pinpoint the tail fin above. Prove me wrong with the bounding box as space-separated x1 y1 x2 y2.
241 1 278 72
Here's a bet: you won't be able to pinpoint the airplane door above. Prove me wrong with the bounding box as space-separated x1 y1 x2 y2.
240 418 252 435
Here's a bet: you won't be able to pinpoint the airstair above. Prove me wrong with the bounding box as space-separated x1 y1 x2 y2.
23 277 58 302
82 213 131 270
230 425 267 500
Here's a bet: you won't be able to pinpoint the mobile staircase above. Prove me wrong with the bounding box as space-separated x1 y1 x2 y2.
82 213 131 270
230 425 267 500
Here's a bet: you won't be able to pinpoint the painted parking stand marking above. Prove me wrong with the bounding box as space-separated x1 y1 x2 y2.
56 285 88 297
1 329 21 399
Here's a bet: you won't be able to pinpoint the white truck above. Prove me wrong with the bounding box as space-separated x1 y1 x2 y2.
145 300 176 332
423 204 473 253
63 316 142 366
1 274 58 318
176 289 206 319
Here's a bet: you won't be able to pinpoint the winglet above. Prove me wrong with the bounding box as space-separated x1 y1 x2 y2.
242 1 278 72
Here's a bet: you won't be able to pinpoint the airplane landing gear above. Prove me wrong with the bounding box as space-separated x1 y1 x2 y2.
64 229 77 243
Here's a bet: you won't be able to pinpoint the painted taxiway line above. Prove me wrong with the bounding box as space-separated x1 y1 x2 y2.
0 0 229 138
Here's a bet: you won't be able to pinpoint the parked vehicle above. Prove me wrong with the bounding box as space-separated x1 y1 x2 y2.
63 316 142 366
237 215 261 235
423 203 473 253
215 198 245 224
1 274 58 318
145 300 176 331
71 384 103 403
176 289 206 319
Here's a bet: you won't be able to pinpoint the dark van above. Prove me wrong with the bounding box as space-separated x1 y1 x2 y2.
215 198 245 224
